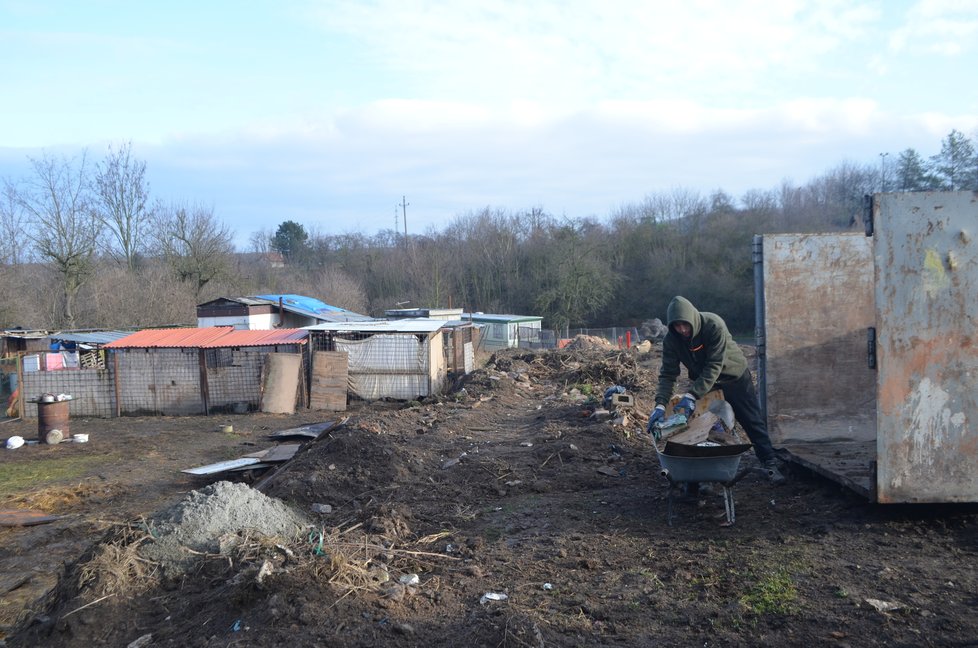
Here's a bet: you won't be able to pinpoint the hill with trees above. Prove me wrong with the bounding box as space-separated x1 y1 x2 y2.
1 129 976 333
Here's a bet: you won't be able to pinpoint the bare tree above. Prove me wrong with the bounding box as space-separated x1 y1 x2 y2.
14 151 102 328
95 141 151 271
153 202 235 298
0 180 29 265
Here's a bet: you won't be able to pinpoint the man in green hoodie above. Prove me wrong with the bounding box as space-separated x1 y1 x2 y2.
647 296 786 485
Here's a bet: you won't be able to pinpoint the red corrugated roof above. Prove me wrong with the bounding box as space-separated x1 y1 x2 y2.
104 327 308 349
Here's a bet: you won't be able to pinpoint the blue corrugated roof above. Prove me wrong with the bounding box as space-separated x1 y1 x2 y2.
256 294 341 314
255 294 374 322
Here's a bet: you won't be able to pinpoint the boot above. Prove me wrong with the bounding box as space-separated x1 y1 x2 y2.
763 460 787 485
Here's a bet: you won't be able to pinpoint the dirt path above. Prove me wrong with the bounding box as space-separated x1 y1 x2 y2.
3 347 978 647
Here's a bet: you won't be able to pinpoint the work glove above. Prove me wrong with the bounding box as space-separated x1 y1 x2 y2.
646 405 666 439
603 385 625 408
673 393 697 417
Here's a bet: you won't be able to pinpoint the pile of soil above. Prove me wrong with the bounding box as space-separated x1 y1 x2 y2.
139 481 310 578
563 334 617 351
4 345 978 647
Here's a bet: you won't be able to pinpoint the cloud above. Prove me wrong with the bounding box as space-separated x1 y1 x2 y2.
888 0 978 55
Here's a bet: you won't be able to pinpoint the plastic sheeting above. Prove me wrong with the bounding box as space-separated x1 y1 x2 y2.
336 334 430 400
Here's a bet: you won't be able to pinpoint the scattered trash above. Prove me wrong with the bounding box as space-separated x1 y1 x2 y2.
520 441 533 447
127 633 154 648
602 385 626 407
221 425 234 434
6 435 24 449
311 503 333 514
543 583 554 591
0 509 62 527
441 454 466 469
504 480 522 487
865 598 903 613
229 619 242 632
480 592 508 605
71 433 89 443
256 560 274 585
596 466 620 477
399 573 420 586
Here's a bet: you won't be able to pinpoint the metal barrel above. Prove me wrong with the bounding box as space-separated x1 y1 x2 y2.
37 400 70 442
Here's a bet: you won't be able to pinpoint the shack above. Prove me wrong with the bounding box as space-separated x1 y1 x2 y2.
464 313 543 350
197 294 372 330
104 327 308 416
756 191 978 503
6 330 132 419
306 319 448 402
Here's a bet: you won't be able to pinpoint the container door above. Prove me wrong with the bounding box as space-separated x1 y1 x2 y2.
761 233 877 497
874 191 978 503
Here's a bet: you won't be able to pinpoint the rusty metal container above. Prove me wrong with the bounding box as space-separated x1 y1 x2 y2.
37 400 70 442
757 191 978 503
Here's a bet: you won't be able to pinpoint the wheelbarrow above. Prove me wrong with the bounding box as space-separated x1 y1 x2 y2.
656 441 753 526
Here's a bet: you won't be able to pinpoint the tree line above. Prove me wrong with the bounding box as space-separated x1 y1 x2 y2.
1 129 976 334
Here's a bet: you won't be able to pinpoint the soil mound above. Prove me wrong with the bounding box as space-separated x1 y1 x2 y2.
563 334 615 350
140 481 310 577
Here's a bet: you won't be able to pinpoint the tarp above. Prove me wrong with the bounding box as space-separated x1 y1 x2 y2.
335 334 429 400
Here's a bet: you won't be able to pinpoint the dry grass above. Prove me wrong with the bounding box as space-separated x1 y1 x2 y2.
7 481 128 514
77 523 160 598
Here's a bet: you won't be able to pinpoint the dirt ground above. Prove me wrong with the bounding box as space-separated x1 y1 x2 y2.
2 343 978 647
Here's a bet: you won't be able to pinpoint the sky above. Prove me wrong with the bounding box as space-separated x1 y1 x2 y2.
2 0 978 246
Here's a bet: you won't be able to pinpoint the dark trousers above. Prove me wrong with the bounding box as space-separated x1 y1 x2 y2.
715 369 777 464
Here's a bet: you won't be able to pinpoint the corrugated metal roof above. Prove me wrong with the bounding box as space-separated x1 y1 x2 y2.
256 294 375 322
201 329 307 348
463 313 543 323
50 330 135 345
306 319 448 333
105 327 308 349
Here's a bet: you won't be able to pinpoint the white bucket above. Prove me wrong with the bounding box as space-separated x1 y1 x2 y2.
73 434 89 443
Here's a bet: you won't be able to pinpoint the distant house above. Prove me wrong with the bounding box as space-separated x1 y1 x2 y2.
197 294 372 330
465 313 544 350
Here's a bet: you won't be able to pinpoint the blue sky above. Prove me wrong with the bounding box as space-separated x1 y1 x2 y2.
2 0 977 246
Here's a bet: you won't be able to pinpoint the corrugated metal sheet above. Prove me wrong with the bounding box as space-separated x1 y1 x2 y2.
50 330 135 345
105 327 307 349
255 294 375 322
463 313 542 323
201 329 307 348
307 319 447 333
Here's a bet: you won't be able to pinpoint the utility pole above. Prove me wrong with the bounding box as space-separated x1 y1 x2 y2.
400 195 409 237
879 152 889 192
394 205 399 232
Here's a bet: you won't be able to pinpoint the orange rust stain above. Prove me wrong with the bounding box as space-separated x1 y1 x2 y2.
878 339 950 415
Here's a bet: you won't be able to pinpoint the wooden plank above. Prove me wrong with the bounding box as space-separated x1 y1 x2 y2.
310 351 348 412
260 353 303 414
0 509 61 527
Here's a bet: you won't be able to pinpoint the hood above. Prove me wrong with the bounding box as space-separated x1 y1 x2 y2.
666 296 701 337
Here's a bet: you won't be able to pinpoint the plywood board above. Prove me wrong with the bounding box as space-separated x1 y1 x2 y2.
261 353 303 414
310 351 348 412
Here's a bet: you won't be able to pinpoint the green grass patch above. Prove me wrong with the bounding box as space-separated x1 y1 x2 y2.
0 453 117 500
739 567 798 615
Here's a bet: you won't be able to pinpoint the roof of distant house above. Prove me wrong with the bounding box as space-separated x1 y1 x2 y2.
256 294 374 322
